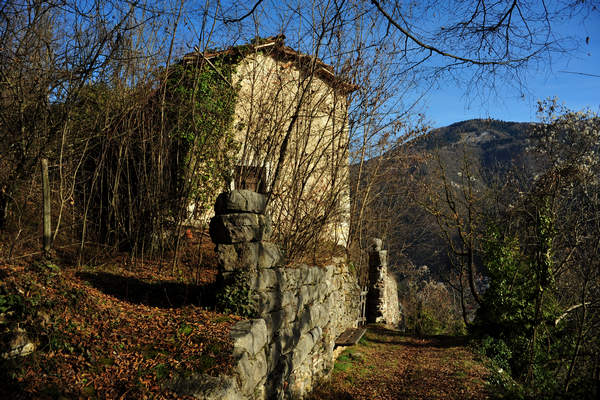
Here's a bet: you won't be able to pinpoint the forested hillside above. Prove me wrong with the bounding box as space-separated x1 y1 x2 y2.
352 108 600 398
353 118 534 276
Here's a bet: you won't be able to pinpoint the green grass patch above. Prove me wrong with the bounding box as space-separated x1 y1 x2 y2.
97 357 114 366
212 315 234 323
334 361 352 372
178 323 193 337
453 370 468 379
337 353 351 363
154 363 169 380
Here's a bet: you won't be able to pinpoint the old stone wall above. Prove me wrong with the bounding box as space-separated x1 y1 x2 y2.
366 238 401 327
186 190 360 399
383 272 401 326
230 261 360 399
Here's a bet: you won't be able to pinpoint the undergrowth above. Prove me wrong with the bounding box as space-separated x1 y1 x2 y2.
0 259 239 399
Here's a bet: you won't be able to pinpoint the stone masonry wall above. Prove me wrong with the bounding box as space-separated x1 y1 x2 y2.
235 262 360 399
194 190 360 399
366 238 400 327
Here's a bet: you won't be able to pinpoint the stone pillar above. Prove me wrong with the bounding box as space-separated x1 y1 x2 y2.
209 190 282 284
366 237 387 323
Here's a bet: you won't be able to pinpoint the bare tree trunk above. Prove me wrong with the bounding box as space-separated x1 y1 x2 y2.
467 245 482 305
458 270 469 326
564 281 588 392
526 287 544 383
0 190 9 229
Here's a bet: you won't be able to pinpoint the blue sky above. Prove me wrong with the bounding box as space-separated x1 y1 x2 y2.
181 1 599 129
425 14 600 127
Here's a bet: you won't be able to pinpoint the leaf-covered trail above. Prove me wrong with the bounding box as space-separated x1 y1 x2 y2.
310 326 490 400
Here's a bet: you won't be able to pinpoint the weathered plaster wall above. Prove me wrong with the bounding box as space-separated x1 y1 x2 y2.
231 51 351 246
183 43 352 248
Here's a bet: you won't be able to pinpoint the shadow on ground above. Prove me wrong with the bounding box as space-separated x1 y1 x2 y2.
366 325 470 348
76 271 217 308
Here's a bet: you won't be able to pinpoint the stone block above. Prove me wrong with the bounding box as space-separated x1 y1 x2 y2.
314 266 326 283
368 250 387 269
301 266 316 285
273 269 292 291
298 285 310 307
309 326 323 343
209 213 271 244
324 294 335 315
322 277 334 294
298 306 317 334
1 328 35 359
312 304 329 328
254 290 281 313
264 308 286 334
215 190 267 215
282 304 297 324
300 285 318 305
253 268 279 291
217 242 259 271
169 374 241 400
277 326 299 354
283 268 302 286
257 242 284 268
281 290 299 309
324 265 335 283
370 237 382 251
237 349 268 395
291 327 321 367
316 283 329 301
267 343 282 374
230 319 268 357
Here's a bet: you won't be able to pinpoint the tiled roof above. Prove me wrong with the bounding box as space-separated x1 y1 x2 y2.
182 35 357 93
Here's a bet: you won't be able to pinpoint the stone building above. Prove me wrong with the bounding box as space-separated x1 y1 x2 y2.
181 35 356 251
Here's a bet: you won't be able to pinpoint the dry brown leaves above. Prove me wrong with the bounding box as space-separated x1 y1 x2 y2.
309 326 490 400
0 258 240 400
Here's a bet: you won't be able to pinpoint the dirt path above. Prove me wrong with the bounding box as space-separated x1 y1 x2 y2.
309 326 490 400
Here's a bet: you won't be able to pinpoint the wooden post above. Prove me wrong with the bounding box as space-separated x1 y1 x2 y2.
41 158 51 256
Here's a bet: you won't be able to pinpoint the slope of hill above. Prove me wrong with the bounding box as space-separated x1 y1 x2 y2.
354 119 534 277
412 119 533 182
409 119 533 275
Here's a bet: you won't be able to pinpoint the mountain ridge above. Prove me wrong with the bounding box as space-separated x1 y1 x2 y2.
354 118 535 277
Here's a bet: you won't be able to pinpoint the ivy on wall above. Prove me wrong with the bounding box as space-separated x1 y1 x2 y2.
164 56 241 219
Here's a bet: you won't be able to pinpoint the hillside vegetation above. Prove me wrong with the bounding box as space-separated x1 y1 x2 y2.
0 253 239 399
357 118 534 275
353 103 600 399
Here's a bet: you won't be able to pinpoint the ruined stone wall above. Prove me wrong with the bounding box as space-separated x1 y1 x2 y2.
179 190 360 399
230 261 360 399
366 238 401 327
383 273 400 327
